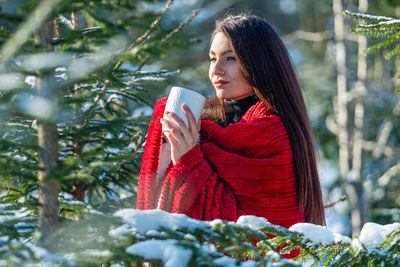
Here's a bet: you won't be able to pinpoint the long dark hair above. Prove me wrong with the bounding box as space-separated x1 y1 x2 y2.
205 14 325 225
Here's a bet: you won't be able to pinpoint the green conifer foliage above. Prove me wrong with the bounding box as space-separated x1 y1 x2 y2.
344 10 400 94
0 0 198 242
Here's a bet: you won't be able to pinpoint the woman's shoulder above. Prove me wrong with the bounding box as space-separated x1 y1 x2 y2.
200 100 285 136
200 102 291 157
242 101 281 123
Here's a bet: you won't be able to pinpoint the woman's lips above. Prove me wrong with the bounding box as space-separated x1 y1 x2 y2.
214 80 228 87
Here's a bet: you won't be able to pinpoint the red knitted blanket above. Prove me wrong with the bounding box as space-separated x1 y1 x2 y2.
136 97 305 229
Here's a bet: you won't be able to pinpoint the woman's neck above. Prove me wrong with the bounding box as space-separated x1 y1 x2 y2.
225 94 259 125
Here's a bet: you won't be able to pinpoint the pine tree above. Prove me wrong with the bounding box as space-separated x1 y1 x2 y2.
2 208 398 266
344 10 400 94
341 6 400 230
1 1 399 266
0 0 198 244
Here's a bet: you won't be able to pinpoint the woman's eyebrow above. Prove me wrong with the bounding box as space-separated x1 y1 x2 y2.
209 49 233 56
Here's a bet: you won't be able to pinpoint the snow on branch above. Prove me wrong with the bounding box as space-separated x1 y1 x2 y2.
344 11 394 23
2 209 399 266
345 10 400 59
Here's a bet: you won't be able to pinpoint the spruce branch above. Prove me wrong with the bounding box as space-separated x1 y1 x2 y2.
346 10 400 92
160 9 200 44
385 45 400 60
344 10 393 23
0 0 64 66
324 196 347 209
82 0 175 128
346 10 400 58
137 55 150 71
364 35 400 54
127 0 174 51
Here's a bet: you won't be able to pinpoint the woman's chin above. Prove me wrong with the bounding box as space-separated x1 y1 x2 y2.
215 90 227 100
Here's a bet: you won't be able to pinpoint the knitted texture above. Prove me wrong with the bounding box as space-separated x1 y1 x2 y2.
136 97 305 228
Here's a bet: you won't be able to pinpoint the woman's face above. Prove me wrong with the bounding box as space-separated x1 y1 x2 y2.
209 32 252 100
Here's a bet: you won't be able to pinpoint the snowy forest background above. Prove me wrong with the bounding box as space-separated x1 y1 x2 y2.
0 0 399 266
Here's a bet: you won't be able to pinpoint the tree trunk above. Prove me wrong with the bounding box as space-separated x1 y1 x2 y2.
333 0 349 180
349 0 369 236
69 11 87 202
38 125 59 241
36 21 60 242
333 0 365 235
333 0 350 200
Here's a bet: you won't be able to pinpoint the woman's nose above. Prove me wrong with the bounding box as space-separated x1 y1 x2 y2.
211 60 224 76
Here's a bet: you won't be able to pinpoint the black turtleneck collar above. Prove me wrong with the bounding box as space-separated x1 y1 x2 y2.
225 94 259 125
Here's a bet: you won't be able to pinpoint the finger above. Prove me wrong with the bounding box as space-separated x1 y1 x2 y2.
161 118 182 143
165 111 191 138
181 104 198 135
165 131 179 149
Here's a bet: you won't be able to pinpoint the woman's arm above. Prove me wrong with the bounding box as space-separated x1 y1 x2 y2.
156 144 238 221
161 103 201 164
156 135 171 185
137 97 302 228
157 136 302 227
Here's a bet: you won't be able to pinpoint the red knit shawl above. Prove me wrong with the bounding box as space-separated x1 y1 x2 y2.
136 97 305 229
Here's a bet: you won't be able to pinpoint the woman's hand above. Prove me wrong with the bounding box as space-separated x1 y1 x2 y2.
160 104 201 165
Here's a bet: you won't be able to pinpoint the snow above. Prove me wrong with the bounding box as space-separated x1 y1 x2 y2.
109 223 131 238
213 256 257 267
2 207 400 266
289 223 334 245
112 209 206 236
0 207 32 223
345 11 393 21
105 147 121 154
145 229 161 236
265 250 281 260
184 233 197 241
359 222 400 249
351 238 364 252
209 219 224 228
236 215 270 230
371 19 400 26
126 239 192 267
333 233 351 244
25 244 66 263
132 76 166 82
199 243 217 254
25 75 36 88
107 93 123 103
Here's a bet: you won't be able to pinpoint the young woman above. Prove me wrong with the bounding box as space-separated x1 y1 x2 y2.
136 14 325 229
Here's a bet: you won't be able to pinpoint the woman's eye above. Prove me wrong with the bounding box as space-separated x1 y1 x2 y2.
227 56 236 61
209 57 216 62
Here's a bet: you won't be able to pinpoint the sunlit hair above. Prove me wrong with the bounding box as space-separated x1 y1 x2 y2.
203 13 325 225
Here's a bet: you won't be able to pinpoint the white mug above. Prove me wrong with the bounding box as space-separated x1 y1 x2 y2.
163 86 206 130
